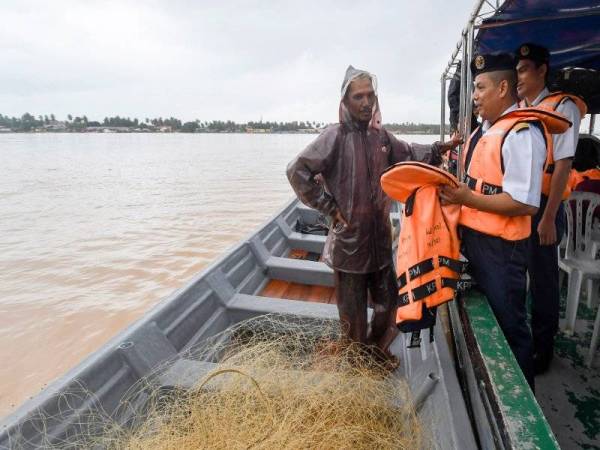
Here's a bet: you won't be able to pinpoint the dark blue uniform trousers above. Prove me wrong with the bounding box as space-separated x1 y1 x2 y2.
528 195 565 357
462 227 534 389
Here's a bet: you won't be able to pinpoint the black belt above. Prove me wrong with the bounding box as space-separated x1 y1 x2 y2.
464 174 503 195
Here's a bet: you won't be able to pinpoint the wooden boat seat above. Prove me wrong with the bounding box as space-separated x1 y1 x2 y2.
261 249 336 303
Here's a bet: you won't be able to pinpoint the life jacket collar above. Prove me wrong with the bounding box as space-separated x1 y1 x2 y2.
381 162 459 203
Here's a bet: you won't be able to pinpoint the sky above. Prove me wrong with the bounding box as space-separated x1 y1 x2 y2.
1 0 475 124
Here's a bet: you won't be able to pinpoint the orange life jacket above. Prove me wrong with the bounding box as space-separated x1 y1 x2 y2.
460 108 571 241
381 162 464 325
520 92 587 199
568 168 600 191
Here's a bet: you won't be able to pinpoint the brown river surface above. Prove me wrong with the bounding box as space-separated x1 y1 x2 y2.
0 132 436 417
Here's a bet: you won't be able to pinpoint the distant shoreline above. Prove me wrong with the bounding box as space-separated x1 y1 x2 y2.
0 114 446 135
0 129 441 135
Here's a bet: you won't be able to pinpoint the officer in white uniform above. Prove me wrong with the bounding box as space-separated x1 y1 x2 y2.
481 103 547 208
515 43 584 374
440 52 548 388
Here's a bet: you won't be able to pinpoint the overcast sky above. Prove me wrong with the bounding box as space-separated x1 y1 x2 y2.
1 0 474 124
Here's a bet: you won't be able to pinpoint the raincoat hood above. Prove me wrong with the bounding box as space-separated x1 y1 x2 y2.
339 65 382 130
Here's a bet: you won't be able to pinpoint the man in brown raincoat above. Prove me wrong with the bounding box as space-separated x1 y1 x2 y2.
286 65 457 355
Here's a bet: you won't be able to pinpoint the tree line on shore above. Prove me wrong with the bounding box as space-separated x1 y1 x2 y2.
0 113 443 134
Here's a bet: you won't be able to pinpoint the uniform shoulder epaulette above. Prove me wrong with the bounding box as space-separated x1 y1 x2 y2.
512 122 530 133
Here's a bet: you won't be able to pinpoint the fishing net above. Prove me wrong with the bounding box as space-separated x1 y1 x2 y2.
10 315 425 449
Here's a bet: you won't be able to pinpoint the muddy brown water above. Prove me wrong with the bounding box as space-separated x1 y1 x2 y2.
0 132 436 417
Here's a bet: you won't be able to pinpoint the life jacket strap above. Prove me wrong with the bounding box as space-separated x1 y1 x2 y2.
464 174 503 195
438 256 468 274
398 277 461 306
397 256 467 289
545 163 555 174
444 278 473 292
397 272 407 289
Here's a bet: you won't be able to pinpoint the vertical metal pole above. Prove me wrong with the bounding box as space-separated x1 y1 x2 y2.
590 114 596 134
440 76 447 143
464 23 475 139
457 31 468 181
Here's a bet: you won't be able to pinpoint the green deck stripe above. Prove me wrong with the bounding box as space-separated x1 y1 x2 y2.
464 291 560 449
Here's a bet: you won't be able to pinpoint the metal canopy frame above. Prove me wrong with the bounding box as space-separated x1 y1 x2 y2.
440 0 505 180
441 0 599 179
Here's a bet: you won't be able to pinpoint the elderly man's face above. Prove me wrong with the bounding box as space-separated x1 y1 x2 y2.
344 78 375 122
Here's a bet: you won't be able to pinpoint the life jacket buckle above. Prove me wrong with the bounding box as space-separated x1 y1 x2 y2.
408 331 421 348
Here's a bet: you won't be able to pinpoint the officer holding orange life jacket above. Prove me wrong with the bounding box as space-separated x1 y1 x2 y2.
515 43 588 375
439 53 571 389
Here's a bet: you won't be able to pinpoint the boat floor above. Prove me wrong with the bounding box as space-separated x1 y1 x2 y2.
263 248 600 448
536 290 600 449
260 249 336 303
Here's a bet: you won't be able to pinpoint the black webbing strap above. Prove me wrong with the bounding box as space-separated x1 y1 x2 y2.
545 163 555 174
464 174 503 195
443 277 472 291
456 279 472 291
438 256 468 274
464 126 483 174
398 277 460 306
408 258 435 280
405 189 417 217
398 256 467 290
398 291 411 306
397 272 407 289
408 331 422 348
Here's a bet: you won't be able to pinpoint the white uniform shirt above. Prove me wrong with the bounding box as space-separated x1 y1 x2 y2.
481 103 546 207
530 87 581 161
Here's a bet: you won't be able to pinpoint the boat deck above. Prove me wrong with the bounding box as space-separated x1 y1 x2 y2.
0 200 476 449
536 291 600 449
3 199 597 449
260 249 336 303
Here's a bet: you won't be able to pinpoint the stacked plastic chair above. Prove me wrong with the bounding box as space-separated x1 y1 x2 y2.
559 192 600 366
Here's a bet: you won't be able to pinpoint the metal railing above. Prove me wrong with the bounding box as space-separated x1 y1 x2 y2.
440 0 505 180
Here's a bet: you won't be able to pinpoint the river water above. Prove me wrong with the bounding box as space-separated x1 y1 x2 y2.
0 132 437 417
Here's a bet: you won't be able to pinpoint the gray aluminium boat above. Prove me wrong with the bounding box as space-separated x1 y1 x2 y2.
0 198 476 449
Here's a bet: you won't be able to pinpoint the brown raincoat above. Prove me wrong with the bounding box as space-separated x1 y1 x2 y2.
286 122 443 273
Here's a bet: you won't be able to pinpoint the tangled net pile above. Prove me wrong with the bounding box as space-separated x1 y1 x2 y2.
30 316 425 449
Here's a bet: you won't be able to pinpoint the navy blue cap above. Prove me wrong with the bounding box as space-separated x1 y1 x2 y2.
470 53 516 76
515 43 550 65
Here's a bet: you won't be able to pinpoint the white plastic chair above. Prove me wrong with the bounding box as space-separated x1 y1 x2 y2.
587 224 600 307
559 192 600 338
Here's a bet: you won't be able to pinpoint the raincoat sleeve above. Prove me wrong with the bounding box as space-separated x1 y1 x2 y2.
386 131 443 166
286 126 340 217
